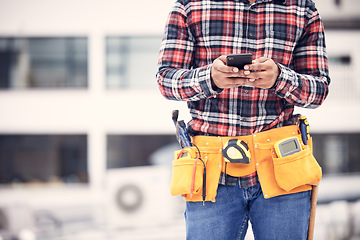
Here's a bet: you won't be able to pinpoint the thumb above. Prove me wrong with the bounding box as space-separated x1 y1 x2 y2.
255 57 269 63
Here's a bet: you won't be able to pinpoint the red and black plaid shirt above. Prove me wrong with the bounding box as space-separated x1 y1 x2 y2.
157 0 329 186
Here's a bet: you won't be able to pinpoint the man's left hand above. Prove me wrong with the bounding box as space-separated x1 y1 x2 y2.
243 57 280 89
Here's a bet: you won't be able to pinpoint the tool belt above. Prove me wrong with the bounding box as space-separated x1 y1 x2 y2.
170 125 322 202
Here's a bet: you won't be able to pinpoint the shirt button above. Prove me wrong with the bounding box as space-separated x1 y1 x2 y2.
256 163 259 166
249 33 253 37
245 90 249 94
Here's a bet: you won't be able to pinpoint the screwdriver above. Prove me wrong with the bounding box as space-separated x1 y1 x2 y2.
299 116 310 145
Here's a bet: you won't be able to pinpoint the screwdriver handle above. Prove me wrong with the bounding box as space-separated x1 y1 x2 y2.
299 116 310 145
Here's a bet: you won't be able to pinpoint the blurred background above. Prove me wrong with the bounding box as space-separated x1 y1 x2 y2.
0 0 359 239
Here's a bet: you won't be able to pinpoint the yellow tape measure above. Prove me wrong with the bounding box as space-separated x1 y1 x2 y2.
222 139 250 164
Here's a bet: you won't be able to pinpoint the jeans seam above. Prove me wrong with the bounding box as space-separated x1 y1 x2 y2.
237 214 249 240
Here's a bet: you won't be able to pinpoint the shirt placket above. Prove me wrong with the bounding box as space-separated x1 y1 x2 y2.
245 2 257 47
237 3 257 133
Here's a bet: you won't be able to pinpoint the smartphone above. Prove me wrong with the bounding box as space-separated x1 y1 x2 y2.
226 53 253 69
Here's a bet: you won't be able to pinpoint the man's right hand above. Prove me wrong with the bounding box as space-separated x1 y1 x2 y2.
211 55 250 89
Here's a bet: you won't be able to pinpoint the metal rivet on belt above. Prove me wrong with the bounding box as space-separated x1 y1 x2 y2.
206 143 209 146
254 134 257 137
255 144 258 147
219 138 222 141
267 139 270 142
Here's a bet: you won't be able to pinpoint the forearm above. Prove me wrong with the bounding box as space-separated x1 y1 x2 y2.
274 63 329 109
157 64 220 101
156 0 220 101
273 8 330 109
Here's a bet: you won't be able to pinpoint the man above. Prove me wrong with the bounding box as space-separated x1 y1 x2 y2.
157 0 329 239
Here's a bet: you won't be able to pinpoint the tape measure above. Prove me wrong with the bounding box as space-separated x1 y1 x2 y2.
222 139 250 164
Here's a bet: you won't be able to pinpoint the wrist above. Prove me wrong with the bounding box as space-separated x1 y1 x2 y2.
271 63 282 89
210 66 223 92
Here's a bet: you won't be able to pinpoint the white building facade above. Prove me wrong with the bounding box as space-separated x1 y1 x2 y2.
0 0 359 239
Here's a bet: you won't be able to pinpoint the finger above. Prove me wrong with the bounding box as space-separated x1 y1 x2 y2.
245 57 270 72
215 58 239 74
219 55 239 73
215 77 244 88
218 55 227 63
256 57 269 63
244 70 262 79
250 79 269 89
228 77 251 87
244 72 276 89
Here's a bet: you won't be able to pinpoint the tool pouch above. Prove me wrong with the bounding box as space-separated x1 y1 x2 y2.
272 137 322 192
170 146 222 202
170 147 205 196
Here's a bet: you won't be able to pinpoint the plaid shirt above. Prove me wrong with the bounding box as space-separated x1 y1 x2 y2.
157 0 330 137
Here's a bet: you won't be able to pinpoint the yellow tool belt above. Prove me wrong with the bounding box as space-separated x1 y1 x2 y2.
170 125 322 202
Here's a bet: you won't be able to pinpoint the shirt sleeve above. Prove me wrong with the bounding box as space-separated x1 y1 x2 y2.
274 7 330 109
156 0 220 102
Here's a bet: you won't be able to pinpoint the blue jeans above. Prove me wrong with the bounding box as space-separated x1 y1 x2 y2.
185 181 311 240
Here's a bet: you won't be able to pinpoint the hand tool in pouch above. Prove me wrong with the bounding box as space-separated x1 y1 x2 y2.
299 116 310 145
172 110 192 148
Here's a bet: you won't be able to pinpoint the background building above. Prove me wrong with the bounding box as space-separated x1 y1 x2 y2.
0 0 359 239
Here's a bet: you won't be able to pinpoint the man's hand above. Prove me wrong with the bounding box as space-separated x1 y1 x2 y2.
211 55 250 89
211 56 280 89
243 57 280 89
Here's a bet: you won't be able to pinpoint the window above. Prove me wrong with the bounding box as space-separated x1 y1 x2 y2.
328 55 351 65
107 134 179 168
0 134 88 184
106 36 162 89
327 55 357 100
312 133 360 174
0 37 87 89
